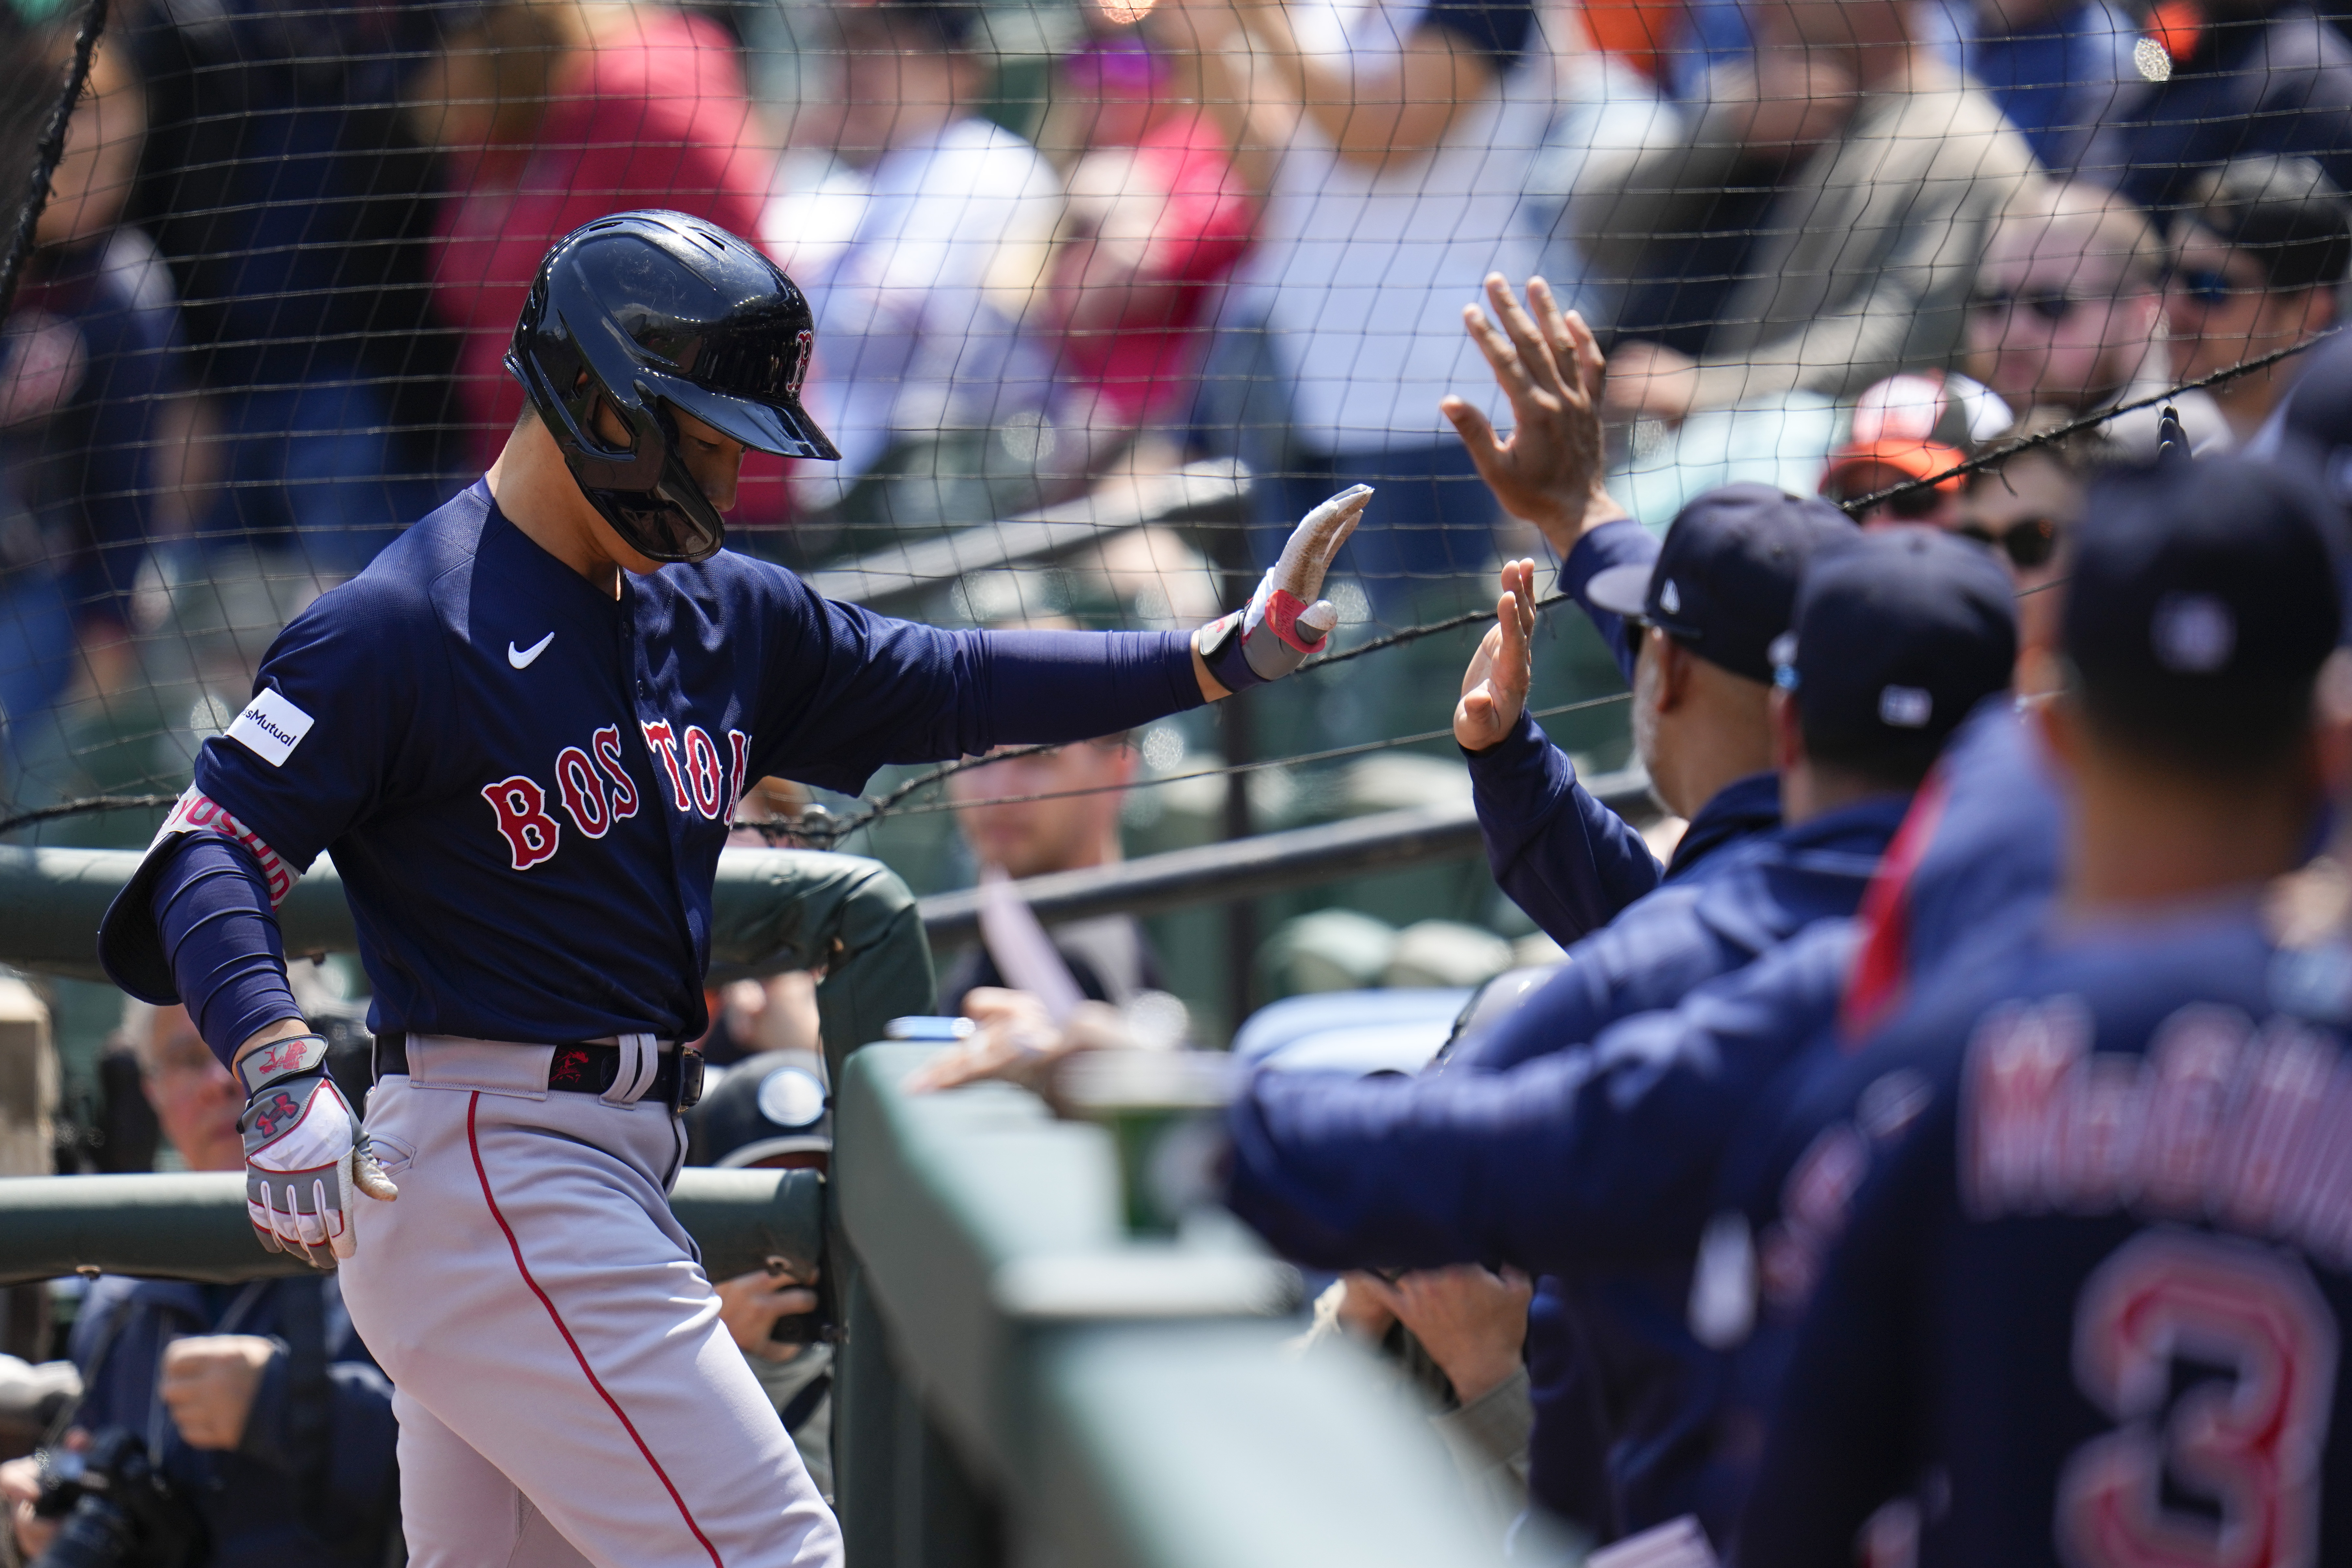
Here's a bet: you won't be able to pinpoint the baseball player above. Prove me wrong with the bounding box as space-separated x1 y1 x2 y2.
1737 457 2352 1567
92 209 1371 1568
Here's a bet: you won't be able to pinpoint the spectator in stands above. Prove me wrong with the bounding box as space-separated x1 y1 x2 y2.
1025 36 1255 495
942 731 1175 1017
1958 410 2103 655
1153 0 1555 616
413 0 779 511
1927 0 2137 170
131 0 446 583
0 24 204 774
2162 156 2352 445
1961 181 2229 451
763 0 1061 520
1587 0 2035 423
2077 0 2352 209
0 1002 399 1567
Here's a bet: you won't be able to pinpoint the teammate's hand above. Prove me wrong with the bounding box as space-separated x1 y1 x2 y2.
716 1266 822 1363
1443 274 1625 554
237 1033 398 1269
159 1335 275 1451
3 1451 55 1561
904 990 1132 1098
1455 559 1540 752
1194 485 1373 697
1354 1265 1533 1406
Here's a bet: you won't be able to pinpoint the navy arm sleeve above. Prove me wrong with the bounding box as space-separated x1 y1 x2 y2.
1466 710 1665 946
1462 518 1664 944
1223 925 1855 1273
1560 517 1654 689
751 575 1205 794
152 837 301 1067
973 629 1204 740
1733 1094 1950 1566
1445 884 1730 1075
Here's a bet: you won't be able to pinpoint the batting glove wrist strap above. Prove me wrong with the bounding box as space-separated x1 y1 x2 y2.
1199 580 1339 693
235 1031 329 1097
238 1032 388 1269
1198 484 1369 692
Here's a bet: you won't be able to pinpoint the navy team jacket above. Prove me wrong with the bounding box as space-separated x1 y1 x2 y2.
116 481 1202 1047
1221 786 1907 1530
1427 783 1902 1538
1608 698 2063 1543
1223 700 2058 1535
1465 518 1783 947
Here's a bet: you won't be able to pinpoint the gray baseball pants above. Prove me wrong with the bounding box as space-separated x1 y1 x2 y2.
341 1035 842 1568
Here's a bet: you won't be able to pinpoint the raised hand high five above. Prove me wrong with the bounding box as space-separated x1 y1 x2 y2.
1441 274 1628 557
1455 558 1539 752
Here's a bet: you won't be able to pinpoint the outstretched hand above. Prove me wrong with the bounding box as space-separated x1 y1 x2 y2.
1441 275 1623 555
903 989 1132 1100
1454 559 1539 752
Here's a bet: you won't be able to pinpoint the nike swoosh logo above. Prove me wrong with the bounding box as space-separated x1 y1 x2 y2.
508 632 555 670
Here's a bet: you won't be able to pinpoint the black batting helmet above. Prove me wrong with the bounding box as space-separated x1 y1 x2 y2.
506 210 840 565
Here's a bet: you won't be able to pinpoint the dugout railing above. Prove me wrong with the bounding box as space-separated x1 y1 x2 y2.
828 1041 1504 1568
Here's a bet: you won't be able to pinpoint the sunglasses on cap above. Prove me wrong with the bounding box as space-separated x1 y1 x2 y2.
1955 515 2062 571
1968 288 2093 323
1820 477 1947 519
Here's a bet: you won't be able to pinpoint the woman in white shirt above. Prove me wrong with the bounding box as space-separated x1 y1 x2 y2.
1157 0 1554 621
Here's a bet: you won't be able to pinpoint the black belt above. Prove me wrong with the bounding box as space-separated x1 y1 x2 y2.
373 1032 704 1111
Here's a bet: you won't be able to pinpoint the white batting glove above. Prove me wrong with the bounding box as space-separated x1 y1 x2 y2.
1198 485 1373 692
237 1033 397 1269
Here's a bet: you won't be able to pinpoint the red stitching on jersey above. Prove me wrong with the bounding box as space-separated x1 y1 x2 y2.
465 1093 724 1568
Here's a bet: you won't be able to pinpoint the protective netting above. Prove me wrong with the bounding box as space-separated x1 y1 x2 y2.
5 0 2350 1050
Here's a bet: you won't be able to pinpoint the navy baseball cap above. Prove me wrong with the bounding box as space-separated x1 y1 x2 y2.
1769 527 2017 772
1586 483 1859 683
2066 456 2343 765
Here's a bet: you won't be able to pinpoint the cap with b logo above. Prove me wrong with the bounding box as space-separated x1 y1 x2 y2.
2066 457 2343 735
1585 483 1859 683
1769 526 2017 763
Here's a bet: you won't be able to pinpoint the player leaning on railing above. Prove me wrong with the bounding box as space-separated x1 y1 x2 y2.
91 209 1372 1568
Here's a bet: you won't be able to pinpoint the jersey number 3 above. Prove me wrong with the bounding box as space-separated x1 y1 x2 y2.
2058 1229 2339 1568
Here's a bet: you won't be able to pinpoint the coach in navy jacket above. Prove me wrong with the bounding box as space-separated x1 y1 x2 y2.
1465 502 1833 946
1444 280 1852 947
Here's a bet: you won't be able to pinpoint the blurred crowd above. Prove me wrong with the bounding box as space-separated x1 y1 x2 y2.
6 0 2352 805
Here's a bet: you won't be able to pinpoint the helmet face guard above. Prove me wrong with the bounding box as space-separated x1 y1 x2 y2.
505 211 840 565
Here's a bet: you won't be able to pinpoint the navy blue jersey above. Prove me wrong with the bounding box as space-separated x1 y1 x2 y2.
1739 909 2352 1568
139 481 1199 1046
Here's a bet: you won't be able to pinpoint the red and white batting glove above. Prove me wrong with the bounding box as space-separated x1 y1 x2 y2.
237 1033 397 1269
1198 485 1373 692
